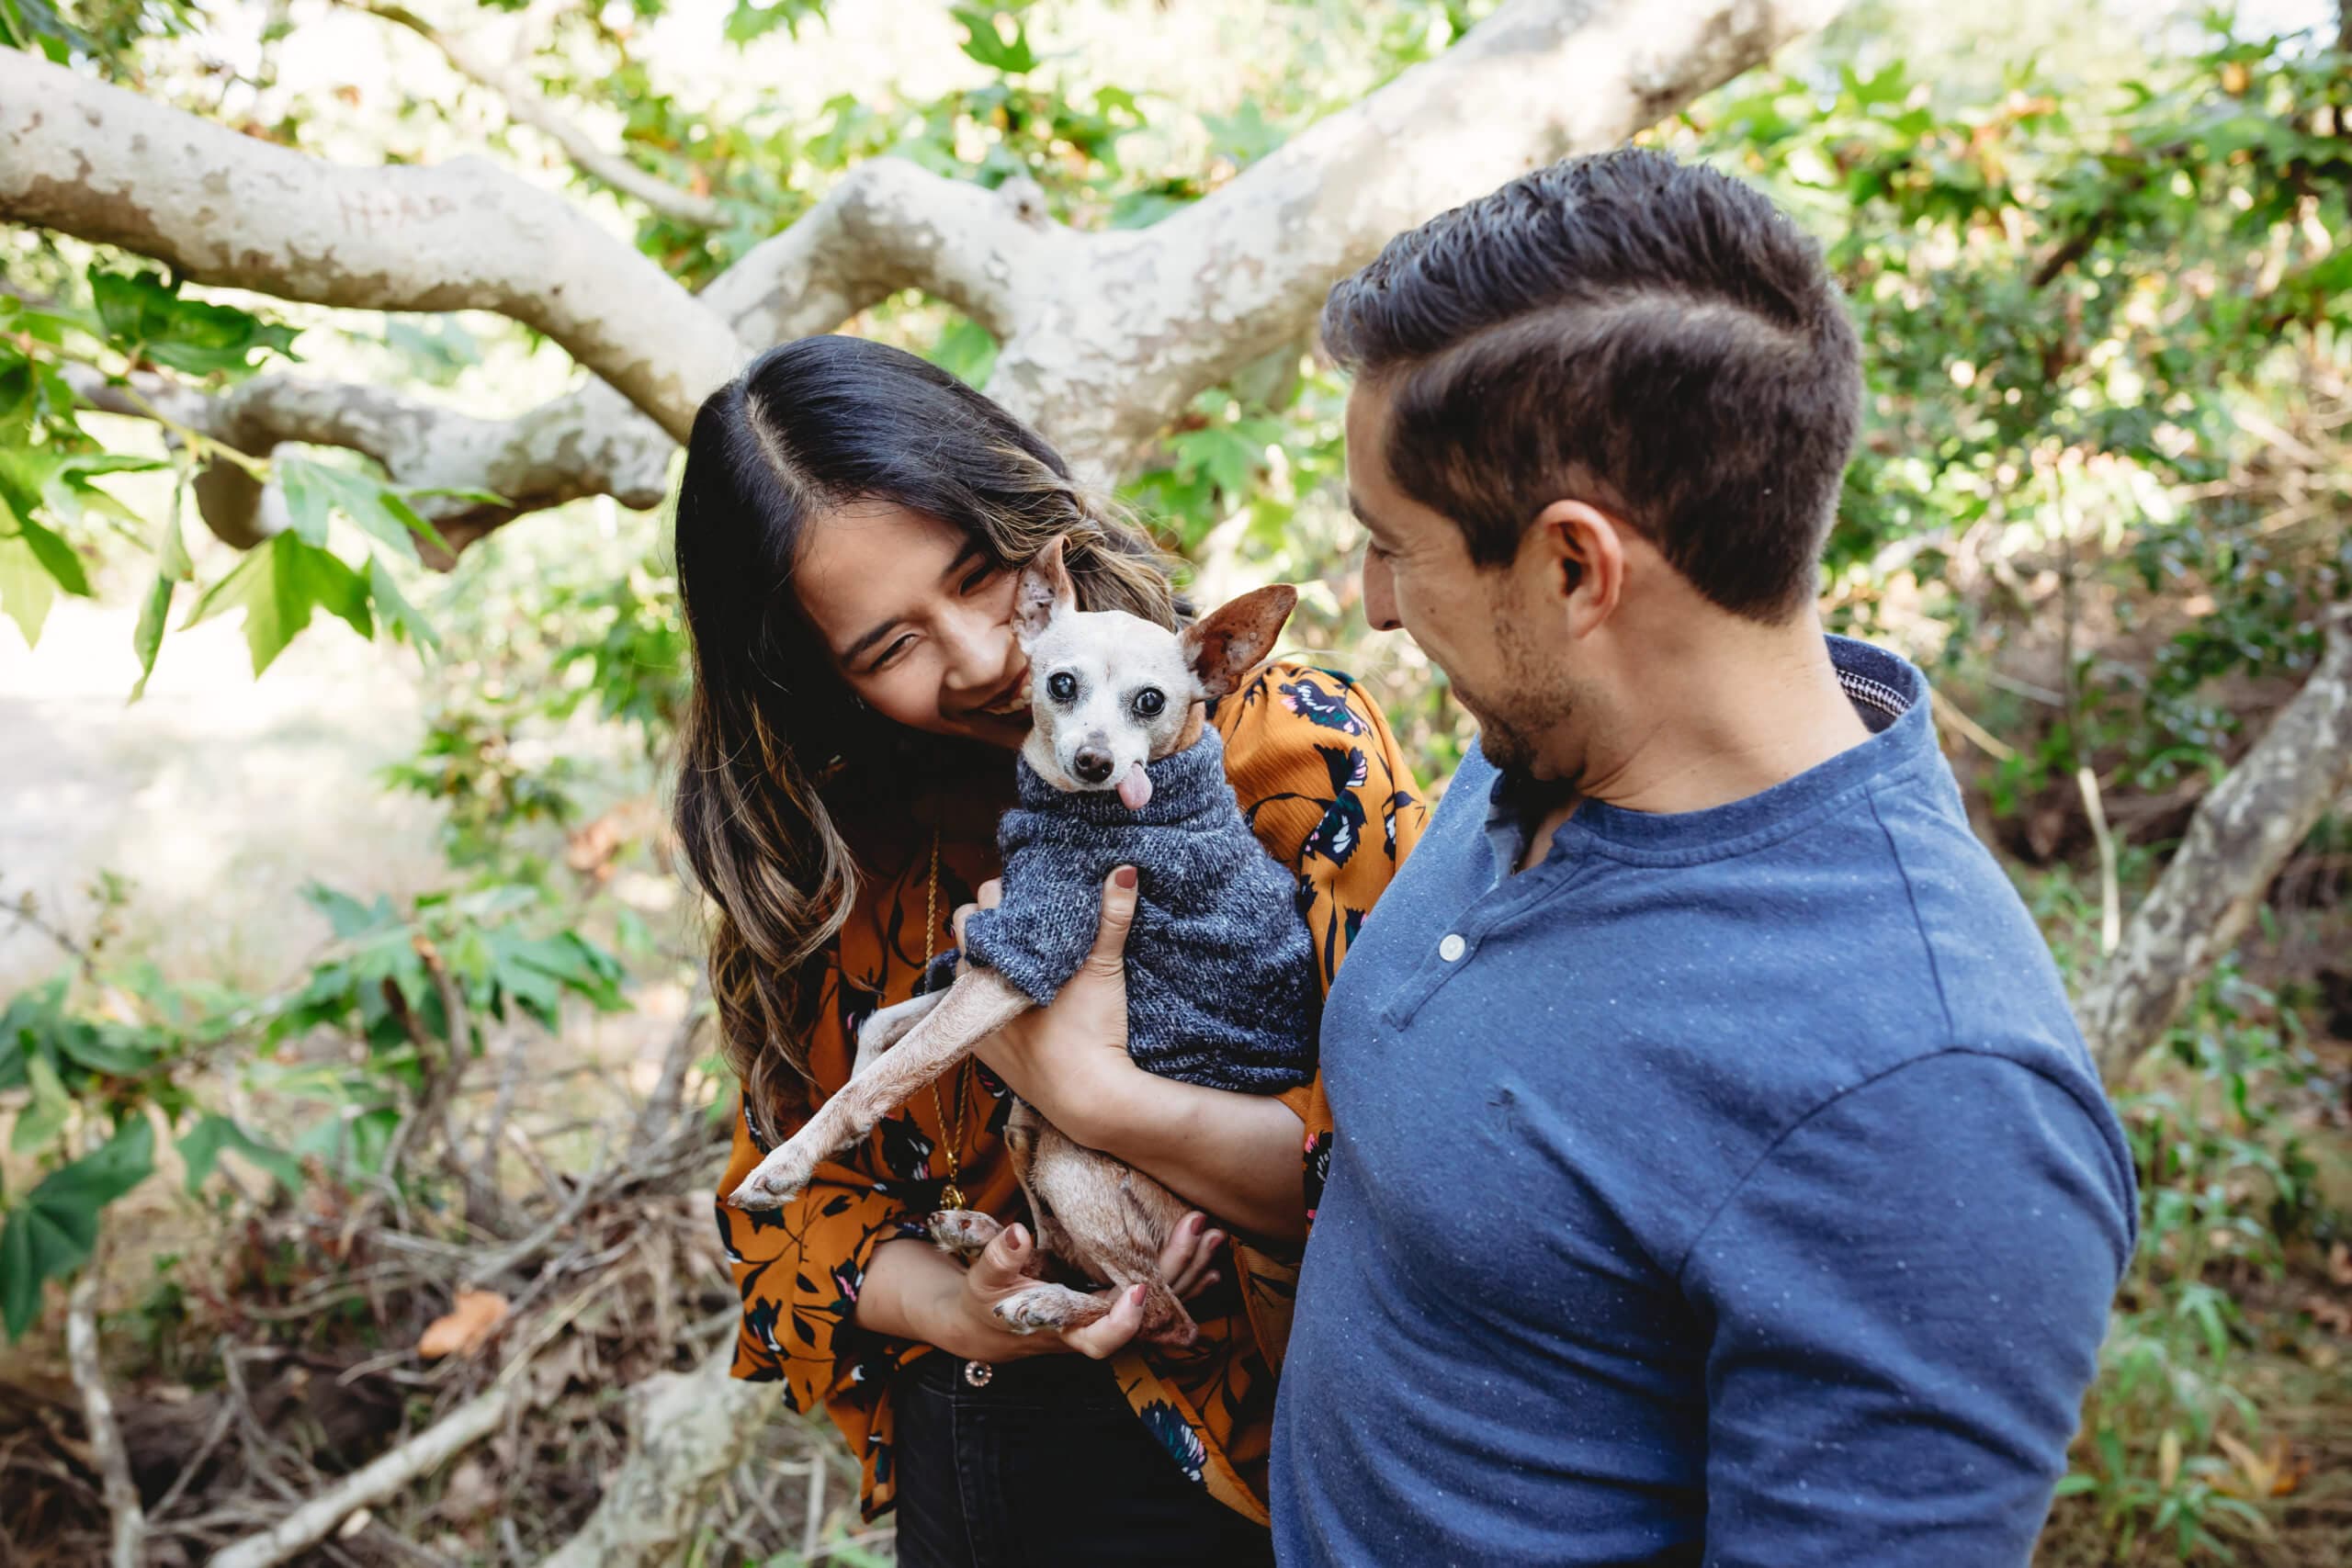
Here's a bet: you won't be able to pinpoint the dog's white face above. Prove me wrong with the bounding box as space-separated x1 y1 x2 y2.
1023 607 1203 807
1012 537 1299 810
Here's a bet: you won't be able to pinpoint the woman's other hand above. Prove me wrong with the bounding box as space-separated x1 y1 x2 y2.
897 1210 1225 1362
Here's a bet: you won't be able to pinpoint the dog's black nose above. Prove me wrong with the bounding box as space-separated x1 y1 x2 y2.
1073 749 1114 784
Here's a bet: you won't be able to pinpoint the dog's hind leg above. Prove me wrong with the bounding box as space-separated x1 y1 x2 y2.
1017 1115 1202 1348
926 1209 1007 1262
992 1282 1117 1337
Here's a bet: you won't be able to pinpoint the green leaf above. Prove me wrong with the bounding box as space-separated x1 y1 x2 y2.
1 497 93 597
921 314 999 389
302 882 401 941
1 1117 154 1341
89 267 299 378
51 1023 156 1077
186 533 373 675
0 525 59 646
275 457 447 560
723 0 825 46
368 555 439 652
11 1055 71 1157
178 1114 303 1196
953 6 1036 73
130 497 194 701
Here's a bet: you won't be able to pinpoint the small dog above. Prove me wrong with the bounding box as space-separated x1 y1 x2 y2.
726 538 1316 1346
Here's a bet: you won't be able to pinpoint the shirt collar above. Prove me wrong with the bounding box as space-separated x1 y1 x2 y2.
1482 635 1933 881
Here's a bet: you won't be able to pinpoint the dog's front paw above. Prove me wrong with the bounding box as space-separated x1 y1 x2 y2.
927 1209 1003 1260
727 1143 820 1210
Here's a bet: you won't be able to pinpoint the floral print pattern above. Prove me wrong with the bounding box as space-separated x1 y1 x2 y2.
715 661 1423 1523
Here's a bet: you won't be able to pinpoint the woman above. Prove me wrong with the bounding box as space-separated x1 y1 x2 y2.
673 334 1424 1563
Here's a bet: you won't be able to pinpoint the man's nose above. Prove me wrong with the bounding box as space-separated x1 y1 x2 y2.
1072 747 1114 784
1362 550 1402 632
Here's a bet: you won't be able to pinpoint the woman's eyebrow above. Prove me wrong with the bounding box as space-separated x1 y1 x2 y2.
841 617 901 665
939 538 987 581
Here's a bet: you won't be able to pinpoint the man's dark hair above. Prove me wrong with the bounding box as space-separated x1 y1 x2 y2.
1321 146 1861 623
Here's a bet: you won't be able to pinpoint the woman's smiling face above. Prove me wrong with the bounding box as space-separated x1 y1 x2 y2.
793 500 1035 750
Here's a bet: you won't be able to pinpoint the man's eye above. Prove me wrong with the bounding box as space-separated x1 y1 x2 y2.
1047 671 1078 704
1133 688 1165 718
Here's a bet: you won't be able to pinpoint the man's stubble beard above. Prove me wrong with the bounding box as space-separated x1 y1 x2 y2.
1457 616 1582 784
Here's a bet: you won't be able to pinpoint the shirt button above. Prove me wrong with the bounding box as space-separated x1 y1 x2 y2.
1438 933 1467 962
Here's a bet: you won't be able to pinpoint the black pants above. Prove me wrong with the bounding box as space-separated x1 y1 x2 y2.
888 1350 1276 1568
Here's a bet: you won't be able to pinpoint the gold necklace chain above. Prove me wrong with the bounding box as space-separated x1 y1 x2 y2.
922 828 971 1213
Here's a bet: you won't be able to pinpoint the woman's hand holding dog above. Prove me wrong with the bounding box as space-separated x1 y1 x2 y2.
862 1210 1227 1361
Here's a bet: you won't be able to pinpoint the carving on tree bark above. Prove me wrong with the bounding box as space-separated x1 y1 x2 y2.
3 0 1844 550
2075 602 2352 1082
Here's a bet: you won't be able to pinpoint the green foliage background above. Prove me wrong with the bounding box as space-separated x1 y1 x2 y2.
2 0 2347 1560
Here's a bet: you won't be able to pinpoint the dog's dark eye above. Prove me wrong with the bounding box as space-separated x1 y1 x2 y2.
1047 671 1078 704
1133 688 1165 718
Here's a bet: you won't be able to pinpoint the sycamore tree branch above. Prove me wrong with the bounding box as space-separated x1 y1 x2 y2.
65 366 672 548
345 0 727 229
80 162 1062 548
2075 601 2352 1082
981 0 1853 468
0 49 741 443
34 0 1843 551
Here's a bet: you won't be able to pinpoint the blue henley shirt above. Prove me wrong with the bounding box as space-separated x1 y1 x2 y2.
1271 637 2136 1566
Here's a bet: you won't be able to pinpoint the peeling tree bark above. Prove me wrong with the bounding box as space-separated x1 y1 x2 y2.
983 0 1850 470
9 0 1841 549
2075 603 2352 1082
0 49 742 443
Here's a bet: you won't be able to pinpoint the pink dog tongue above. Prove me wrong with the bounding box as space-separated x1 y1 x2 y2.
1116 762 1154 811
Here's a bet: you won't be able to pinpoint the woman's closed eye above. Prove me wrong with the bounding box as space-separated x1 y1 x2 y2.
866 633 917 674
960 561 997 595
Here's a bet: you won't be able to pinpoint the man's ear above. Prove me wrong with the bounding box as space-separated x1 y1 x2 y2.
1527 501 1627 637
1182 584 1298 699
1014 535 1077 649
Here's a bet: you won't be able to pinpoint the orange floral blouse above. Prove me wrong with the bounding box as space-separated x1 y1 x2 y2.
715 660 1426 1524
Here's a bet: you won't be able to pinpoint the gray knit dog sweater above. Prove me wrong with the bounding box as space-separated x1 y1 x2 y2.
958 728 1317 1093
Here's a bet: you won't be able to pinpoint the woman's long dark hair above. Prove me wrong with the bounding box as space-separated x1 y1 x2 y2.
672 335 1180 1142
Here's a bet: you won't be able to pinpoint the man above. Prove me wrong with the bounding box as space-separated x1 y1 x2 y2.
1266 149 2136 1565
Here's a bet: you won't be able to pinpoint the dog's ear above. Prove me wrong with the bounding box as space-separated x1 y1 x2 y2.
1014 536 1077 649
1182 584 1298 699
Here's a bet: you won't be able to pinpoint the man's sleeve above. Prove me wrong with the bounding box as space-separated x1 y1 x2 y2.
1680 1050 2135 1567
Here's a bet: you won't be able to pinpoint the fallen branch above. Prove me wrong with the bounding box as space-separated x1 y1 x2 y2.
2077 601 2352 1080
207 1380 528 1568
66 1247 145 1568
